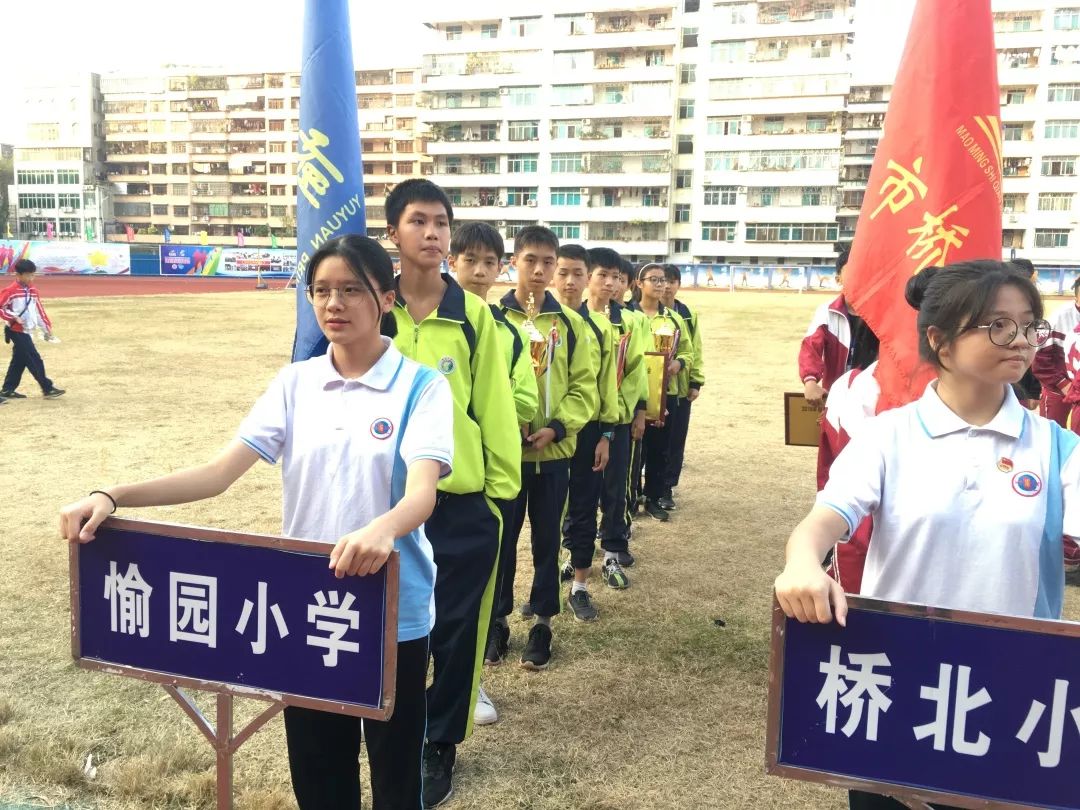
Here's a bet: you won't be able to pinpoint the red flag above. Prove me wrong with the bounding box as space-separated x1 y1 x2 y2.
844 0 1002 411
125 224 135 243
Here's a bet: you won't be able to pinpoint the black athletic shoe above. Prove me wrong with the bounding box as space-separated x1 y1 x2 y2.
560 558 574 582
42 388 65 399
422 742 455 809
644 500 669 522
657 495 676 511
567 589 598 621
520 623 552 671
615 550 635 568
0 390 26 398
484 620 509 666
601 558 631 590
519 601 534 619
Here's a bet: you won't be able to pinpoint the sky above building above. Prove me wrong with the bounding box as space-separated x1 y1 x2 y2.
0 0 916 143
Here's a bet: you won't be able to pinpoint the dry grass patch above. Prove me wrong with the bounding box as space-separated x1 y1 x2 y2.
0 288 1075 809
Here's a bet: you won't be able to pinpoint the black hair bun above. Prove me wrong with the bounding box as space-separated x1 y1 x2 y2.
905 267 941 310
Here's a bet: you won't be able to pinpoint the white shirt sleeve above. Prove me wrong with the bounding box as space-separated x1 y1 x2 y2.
399 372 454 479
815 419 887 537
236 368 289 464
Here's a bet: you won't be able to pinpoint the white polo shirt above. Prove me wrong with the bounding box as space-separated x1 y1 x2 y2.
237 338 454 642
818 382 1079 620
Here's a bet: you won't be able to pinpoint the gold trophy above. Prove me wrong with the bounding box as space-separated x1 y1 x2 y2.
523 292 548 376
644 321 677 426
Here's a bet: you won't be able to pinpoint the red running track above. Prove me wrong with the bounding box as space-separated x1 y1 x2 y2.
27 274 288 299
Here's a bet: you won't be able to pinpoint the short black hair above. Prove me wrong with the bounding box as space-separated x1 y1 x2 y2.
449 221 504 258
557 244 591 269
1011 258 1035 275
904 261 1043 369
14 259 36 274
385 179 453 228
836 243 852 274
513 225 559 255
588 247 623 272
619 258 635 281
306 235 398 338
662 263 681 283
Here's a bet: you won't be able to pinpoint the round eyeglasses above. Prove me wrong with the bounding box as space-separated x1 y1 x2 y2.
967 317 1051 347
306 285 369 306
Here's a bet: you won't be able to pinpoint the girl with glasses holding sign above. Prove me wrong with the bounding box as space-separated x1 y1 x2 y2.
61 235 454 810
774 260 1077 810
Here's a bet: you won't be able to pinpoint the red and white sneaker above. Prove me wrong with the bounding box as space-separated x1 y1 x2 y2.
1064 536 1080 575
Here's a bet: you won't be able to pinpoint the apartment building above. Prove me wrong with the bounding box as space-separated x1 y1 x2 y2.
94 66 424 247
9 74 112 241
995 2 1080 267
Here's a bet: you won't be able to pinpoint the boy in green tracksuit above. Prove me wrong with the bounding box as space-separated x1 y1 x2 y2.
491 225 596 670
589 248 648 570
626 263 693 523
550 245 620 622
616 259 650 518
385 180 521 808
663 266 705 509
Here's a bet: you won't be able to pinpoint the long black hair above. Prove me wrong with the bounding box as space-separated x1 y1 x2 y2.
904 260 1043 368
306 235 397 338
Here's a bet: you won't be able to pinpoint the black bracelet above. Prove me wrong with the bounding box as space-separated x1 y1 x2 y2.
89 490 117 514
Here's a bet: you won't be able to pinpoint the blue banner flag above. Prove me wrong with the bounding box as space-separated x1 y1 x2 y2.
293 0 366 362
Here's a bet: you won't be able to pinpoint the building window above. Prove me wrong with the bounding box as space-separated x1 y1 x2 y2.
1002 123 1026 141
508 86 540 106
701 221 737 241
509 16 541 37
674 204 691 223
56 170 80 184
509 120 540 141
707 117 740 136
551 153 584 172
1042 156 1077 176
678 99 695 119
1039 192 1074 211
685 0 700 11
762 116 785 134
481 23 499 38
671 238 691 253
682 27 698 48
1049 83 1080 102
507 154 539 173
553 84 591 105
677 135 694 154
269 142 286 153
550 222 581 239
680 64 696 84
645 49 666 66
806 115 829 133
676 169 693 189
445 25 462 40
1054 8 1080 30
551 188 582 206
711 40 746 63
703 185 737 205
1005 89 1028 105
811 40 833 59
18 193 57 209
152 204 168 216
642 189 663 206
507 187 538 206
1035 228 1071 248
16 170 55 185
555 51 591 71
802 187 824 206
1045 120 1079 139
745 223 839 242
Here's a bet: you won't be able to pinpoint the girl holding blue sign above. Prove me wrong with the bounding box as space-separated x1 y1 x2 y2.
775 261 1077 810
61 235 454 810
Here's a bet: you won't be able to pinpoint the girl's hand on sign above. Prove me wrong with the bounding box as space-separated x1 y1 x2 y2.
774 562 848 627
329 523 395 578
59 494 113 544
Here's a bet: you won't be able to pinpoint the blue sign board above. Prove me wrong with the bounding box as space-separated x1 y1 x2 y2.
71 518 398 718
767 597 1080 809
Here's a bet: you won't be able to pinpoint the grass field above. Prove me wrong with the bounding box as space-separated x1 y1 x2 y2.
1 288 1077 810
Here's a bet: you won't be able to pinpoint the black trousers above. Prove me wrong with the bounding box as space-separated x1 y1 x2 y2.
643 395 677 501
564 422 605 570
598 424 631 552
3 328 52 393
489 496 518 626
665 398 692 491
497 462 570 619
849 790 963 810
628 436 644 515
284 637 428 810
425 492 500 744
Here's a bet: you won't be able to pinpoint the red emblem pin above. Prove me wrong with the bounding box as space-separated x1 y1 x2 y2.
997 457 1014 473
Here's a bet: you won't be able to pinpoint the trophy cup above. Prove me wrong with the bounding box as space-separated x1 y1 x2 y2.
523 292 548 376
644 322 677 426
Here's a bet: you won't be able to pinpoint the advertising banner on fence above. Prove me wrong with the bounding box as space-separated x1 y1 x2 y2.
767 596 1080 809
0 240 131 275
71 518 398 718
160 246 295 277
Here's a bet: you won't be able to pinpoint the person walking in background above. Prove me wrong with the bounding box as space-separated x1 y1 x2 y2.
1 259 65 400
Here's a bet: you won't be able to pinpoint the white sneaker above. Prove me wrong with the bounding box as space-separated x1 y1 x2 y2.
474 686 498 726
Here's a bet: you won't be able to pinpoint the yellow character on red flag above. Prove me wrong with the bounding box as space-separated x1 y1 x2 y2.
844 0 1002 411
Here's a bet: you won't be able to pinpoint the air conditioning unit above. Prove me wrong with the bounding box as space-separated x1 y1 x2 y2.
580 187 589 195
526 199 537 207
32 209 42 215
61 207 74 213
582 119 592 126
497 199 507 207
499 87 510 96
738 186 748 194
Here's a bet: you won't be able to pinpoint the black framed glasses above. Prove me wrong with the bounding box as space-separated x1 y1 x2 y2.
641 275 668 286
967 317 1051 347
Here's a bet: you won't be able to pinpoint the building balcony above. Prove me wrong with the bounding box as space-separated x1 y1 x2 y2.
725 17 855 41
550 134 672 153
425 138 506 156
708 132 841 151
708 96 848 117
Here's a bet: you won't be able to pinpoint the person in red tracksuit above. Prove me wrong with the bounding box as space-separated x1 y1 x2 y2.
1 259 65 401
798 249 854 490
1032 275 1080 428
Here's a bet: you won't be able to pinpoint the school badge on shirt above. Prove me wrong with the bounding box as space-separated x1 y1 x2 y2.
1011 471 1042 497
370 418 394 440
437 356 456 374
997 457 1014 473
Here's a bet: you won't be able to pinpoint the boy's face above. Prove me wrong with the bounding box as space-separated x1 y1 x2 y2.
388 201 450 272
15 272 35 287
554 258 588 303
450 246 501 297
663 277 680 305
513 242 558 298
612 272 628 301
588 265 617 305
